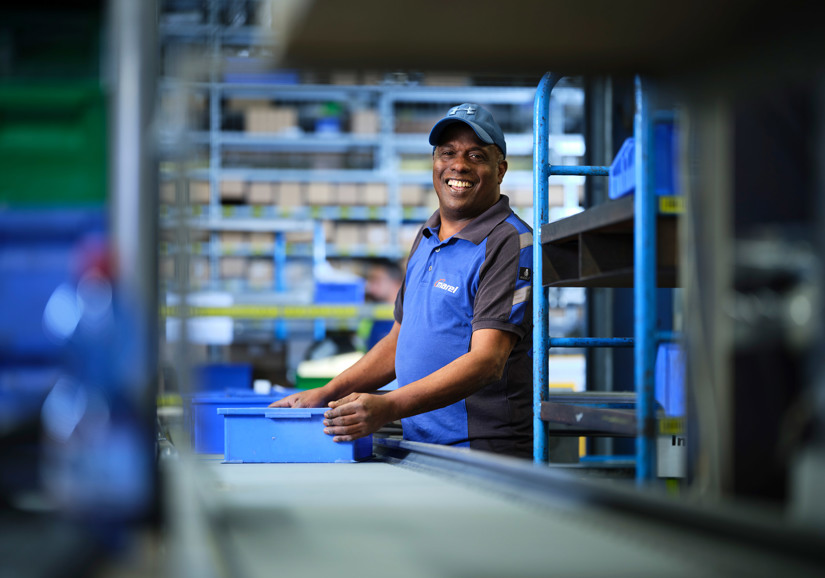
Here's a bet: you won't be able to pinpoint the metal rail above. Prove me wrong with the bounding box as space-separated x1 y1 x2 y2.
373 438 825 574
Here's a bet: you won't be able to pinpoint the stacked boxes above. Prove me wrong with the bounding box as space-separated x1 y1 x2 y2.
306 182 335 206
247 182 275 204
244 105 299 134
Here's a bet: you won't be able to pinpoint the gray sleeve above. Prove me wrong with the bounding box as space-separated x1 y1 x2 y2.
472 223 531 339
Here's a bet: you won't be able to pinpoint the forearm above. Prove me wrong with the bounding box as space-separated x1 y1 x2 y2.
321 328 518 442
322 323 399 400
383 331 513 421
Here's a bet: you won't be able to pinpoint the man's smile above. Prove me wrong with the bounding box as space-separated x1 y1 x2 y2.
446 178 474 191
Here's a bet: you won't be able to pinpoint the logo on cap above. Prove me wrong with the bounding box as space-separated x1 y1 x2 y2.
449 104 477 116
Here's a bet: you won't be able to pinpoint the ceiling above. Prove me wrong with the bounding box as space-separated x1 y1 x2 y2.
264 0 823 79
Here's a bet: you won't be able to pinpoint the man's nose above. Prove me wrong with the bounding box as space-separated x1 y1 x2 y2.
449 153 471 171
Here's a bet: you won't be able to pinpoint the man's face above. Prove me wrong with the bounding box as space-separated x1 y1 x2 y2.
432 124 507 222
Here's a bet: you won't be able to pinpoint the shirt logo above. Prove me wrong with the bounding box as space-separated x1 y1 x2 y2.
433 278 459 294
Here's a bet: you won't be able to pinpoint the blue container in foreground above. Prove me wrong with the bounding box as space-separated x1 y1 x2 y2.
218 407 373 463
190 391 290 454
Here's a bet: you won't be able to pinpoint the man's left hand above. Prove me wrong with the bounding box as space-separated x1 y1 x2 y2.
323 393 394 442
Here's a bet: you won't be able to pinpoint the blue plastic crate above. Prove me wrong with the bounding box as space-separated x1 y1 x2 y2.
192 363 252 392
608 121 678 200
218 407 373 463
655 342 685 417
313 278 365 304
190 391 289 454
0 209 106 362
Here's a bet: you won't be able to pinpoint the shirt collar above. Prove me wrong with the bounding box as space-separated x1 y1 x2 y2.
422 195 513 245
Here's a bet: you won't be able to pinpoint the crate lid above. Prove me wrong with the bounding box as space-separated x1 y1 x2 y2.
218 407 327 418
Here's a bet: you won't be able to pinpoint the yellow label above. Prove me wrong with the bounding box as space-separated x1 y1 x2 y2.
659 195 684 214
659 417 685 435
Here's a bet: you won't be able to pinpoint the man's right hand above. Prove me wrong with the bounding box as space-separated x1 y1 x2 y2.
269 387 330 408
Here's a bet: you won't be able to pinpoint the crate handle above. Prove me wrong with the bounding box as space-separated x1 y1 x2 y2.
264 409 313 419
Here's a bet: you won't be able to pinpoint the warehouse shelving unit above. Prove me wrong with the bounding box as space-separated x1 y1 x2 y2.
157 1 587 345
533 73 680 484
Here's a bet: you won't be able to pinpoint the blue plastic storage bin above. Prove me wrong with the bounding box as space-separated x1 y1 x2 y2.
0 208 106 362
313 278 365 304
193 363 252 392
218 407 373 463
655 342 685 417
190 390 289 454
608 121 678 199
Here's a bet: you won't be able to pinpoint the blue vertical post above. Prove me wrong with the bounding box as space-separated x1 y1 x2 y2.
313 221 326 342
634 76 657 483
533 72 562 463
274 230 287 341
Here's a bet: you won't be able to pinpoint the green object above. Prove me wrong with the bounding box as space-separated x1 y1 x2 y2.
294 375 333 390
0 81 107 205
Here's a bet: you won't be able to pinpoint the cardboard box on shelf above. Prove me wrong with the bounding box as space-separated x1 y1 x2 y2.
277 182 305 207
395 115 442 133
548 184 565 206
219 257 247 279
188 180 211 204
365 223 389 246
361 71 383 85
247 258 275 286
320 220 335 243
247 182 275 205
336 182 360 205
350 109 379 134
220 180 246 202
399 226 420 249
249 232 275 250
306 182 334 206
244 106 299 133
509 188 534 207
219 231 247 248
160 181 176 204
285 230 314 245
226 98 272 111
160 256 175 279
400 184 425 206
422 72 471 86
361 182 388 206
190 257 210 283
335 223 365 246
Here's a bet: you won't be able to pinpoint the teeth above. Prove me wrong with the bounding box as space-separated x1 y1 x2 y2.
447 179 472 188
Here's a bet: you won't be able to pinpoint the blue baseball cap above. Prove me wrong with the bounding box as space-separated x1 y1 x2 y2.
428 103 507 158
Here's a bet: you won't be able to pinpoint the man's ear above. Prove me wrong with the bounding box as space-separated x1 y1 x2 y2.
497 159 508 184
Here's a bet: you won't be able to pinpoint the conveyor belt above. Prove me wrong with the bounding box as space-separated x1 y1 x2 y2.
161 441 824 578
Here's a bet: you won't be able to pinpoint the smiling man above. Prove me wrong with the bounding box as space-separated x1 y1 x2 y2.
272 103 534 458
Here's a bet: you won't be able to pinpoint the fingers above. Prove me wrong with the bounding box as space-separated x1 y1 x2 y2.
322 412 360 427
269 395 308 408
327 392 357 409
324 397 363 440
324 425 366 443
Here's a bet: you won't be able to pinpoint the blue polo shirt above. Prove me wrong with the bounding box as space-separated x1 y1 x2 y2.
393 195 533 458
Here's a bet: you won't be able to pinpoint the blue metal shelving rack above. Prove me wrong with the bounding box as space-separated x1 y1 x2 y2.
532 73 659 484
